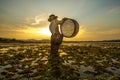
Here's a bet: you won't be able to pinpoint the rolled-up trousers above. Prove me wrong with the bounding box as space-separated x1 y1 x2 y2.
50 33 63 55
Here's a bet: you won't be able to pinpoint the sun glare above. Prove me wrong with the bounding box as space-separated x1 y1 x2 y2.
37 28 51 36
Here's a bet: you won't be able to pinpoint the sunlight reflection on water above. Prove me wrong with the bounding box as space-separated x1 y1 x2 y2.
0 42 120 79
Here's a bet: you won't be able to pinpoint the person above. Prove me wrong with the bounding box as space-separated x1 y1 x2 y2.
48 14 63 55
48 14 63 78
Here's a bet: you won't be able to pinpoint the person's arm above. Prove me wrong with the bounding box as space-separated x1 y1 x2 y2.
59 17 69 25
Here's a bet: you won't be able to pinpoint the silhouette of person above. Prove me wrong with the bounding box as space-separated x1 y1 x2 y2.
48 14 63 78
48 14 63 55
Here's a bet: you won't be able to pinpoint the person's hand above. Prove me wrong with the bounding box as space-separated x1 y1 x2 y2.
60 17 68 25
62 17 68 21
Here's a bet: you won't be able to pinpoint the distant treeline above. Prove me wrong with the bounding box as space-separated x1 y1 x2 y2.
0 38 22 43
0 38 50 43
0 37 120 43
103 40 120 42
63 40 120 43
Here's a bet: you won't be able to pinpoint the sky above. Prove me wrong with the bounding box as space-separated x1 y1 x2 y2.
0 0 120 41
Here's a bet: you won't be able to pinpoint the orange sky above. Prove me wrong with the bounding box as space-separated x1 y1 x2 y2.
0 0 120 41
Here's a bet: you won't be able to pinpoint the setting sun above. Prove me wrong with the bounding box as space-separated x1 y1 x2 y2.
37 28 51 36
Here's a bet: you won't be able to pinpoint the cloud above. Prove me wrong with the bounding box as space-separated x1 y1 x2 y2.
31 15 45 25
0 24 20 31
0 13 50 37
26 13 48 25
98 29 120 35
70 25 120 41
108 7 120 15
0 23 50 39
86 28 120 40
24 13 49 29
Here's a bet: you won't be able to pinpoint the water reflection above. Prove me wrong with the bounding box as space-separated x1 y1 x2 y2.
0 42 120 79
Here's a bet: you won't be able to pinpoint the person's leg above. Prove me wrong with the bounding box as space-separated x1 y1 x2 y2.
50 33 63 55
49 34 63 78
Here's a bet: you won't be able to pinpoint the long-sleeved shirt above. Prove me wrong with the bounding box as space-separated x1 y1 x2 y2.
49 19 60 35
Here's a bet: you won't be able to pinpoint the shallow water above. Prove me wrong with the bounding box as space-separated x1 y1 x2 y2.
0 42 120 79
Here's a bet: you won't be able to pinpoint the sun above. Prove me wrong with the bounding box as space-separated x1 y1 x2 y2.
37 28 51 36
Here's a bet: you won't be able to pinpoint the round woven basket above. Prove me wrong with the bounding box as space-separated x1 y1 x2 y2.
60 18 79 38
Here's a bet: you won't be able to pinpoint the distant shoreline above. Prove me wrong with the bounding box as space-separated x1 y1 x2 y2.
0 37 120 43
